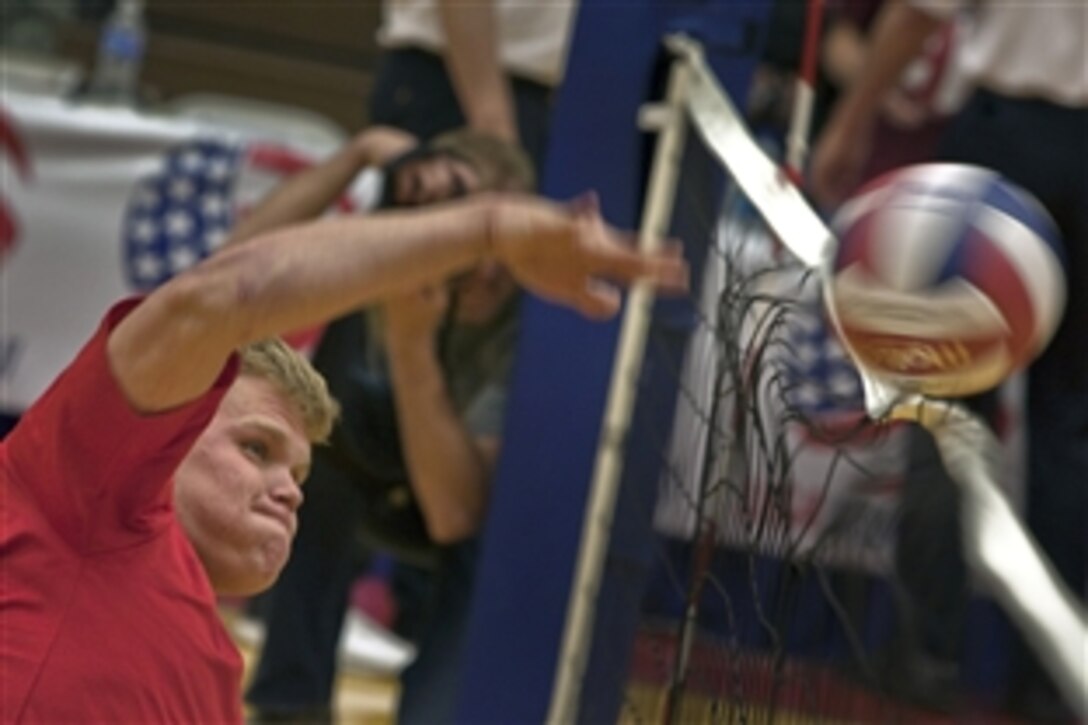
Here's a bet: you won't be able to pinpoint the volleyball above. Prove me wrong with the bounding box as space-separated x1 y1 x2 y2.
827 163 1066 397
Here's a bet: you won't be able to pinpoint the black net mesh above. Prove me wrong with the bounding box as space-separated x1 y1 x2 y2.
579 110 1003 724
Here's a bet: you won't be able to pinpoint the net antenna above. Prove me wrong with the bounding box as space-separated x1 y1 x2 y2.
785 0 826 182
548 33 1087 722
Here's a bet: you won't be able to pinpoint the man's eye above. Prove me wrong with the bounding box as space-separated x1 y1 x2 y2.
242 440 270 462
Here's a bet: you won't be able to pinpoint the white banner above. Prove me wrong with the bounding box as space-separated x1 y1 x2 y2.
0 91 332 412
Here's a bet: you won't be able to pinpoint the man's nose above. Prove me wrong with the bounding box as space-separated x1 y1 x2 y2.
271 471 304 511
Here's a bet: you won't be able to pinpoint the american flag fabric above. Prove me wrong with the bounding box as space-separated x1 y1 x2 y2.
782 288 866 419
121 140 331 291
0 91 328 412
123 140 241 290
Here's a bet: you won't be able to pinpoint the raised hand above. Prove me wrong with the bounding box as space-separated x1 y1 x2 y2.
489 192 688 318
353 126 419 168
384 284 450 344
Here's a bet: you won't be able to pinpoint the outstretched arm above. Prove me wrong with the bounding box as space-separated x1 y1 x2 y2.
438 0 518 143
224 126 417 245
106 194 686 415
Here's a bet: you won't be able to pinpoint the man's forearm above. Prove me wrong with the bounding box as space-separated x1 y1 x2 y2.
107 193 688 416
386 337 493 542
109 199 492 414
438 0 518 142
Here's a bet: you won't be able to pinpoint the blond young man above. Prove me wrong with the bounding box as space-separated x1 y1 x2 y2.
0 189 685 721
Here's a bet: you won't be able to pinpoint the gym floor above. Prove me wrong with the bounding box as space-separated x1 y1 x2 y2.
222 608 399 725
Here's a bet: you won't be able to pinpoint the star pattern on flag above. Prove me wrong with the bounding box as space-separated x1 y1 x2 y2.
783 292 866 418
122 139 241 290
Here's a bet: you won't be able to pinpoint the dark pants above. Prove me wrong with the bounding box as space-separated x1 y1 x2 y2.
396 541 479 725
369 47 554 170
247 45 554 721
897 89 1088 710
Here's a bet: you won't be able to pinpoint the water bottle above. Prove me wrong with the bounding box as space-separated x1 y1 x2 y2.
86 0 146 104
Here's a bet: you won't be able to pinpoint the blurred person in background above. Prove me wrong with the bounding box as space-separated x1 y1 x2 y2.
364 0 578 713
240 126 537 723
811 2 1087 719
822 1 973 710
819 0 965 187
369 0 577 165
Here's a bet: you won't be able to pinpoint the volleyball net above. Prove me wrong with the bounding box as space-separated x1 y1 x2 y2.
547 36 1086 724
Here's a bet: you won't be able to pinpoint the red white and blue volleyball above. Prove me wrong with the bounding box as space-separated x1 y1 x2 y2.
826 163 1066 397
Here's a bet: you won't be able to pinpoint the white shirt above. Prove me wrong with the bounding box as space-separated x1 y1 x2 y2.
911 0 1088 107
377 0 577 87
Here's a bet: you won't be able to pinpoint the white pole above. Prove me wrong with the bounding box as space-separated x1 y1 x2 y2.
546 36 695 725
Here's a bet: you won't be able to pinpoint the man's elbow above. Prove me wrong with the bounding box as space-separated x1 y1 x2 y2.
164 245 265 337
105 254 250 412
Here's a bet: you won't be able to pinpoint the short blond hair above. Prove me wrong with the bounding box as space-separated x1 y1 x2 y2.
239 339 339 444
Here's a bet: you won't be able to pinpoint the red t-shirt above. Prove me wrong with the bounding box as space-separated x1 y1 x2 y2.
1 299 245 723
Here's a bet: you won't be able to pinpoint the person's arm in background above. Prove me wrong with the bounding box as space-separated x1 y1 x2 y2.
384 287 494 542
809 2 947 206
822 14 868 89
437 0 518 143
106 193 687 416
225 126 417 245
